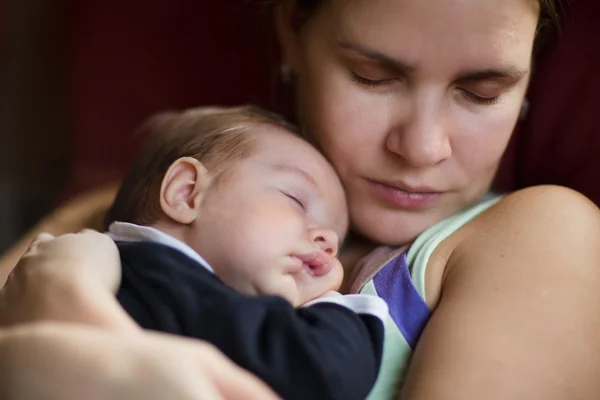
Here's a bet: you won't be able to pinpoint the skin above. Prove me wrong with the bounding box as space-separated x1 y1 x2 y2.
153 124 348 306
2 0 600 398
274 0 600 398
0 231 138 330
0 322 280 400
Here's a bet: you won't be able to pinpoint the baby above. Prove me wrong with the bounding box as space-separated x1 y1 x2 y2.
101 105 387 400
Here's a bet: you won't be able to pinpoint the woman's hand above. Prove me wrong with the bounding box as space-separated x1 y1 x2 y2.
0 195 280 400
0 322 280 400
0 230 137 330
0 180 119 286
18 230 122 292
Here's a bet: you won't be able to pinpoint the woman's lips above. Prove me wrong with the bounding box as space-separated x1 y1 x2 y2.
366 179 443 209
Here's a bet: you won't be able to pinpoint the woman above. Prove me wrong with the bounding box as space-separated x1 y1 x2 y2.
3 0 600 399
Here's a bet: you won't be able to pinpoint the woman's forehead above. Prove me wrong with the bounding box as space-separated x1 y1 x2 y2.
318 0 538 71
326 0 539 27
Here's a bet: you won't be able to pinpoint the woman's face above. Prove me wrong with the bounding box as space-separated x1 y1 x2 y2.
278 0 539 245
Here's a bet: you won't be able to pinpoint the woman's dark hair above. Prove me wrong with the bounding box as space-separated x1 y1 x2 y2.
288 0 560 55
538 0 560 31
290 0 559 26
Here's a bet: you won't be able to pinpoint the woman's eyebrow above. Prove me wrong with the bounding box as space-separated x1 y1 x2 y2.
456 67 530 84
339 41 529 84
338 41 416 75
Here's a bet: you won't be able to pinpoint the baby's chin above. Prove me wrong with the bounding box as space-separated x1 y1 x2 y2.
276 292 303 307
254 282 300 305
282 289 306 307
261 287 327 307
279 289 314 307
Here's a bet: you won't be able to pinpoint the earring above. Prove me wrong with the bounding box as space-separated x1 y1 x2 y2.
280 63 293 85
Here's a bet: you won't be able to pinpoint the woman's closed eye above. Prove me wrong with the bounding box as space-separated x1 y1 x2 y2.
351 71 397 88
459 89 501 105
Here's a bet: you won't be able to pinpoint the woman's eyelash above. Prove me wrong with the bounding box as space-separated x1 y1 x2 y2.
351 71 395 87
352 71 501 106
460 90 501 106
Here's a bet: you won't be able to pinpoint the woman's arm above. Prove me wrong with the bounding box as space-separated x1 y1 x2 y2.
0 322 279 400
401 185 600 399
0 181 119 286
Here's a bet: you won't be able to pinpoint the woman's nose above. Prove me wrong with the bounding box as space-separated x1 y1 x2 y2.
386 95 452 167
308 228 339 257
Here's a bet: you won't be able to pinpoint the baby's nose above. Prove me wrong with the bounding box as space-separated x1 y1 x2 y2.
308 228 339 257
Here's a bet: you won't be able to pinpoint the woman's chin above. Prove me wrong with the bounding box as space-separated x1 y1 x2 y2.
349 202 447 247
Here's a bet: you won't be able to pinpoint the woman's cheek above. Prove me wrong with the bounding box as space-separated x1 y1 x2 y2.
450 101 521 189
461 100 520 151
315 78 392 152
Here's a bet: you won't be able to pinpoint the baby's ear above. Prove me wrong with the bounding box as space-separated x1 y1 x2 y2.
159 157 212 224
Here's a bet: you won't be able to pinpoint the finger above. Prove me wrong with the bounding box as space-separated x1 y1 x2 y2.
202 350 280 400
178 366 226 400
27 233 55 251
214 368 280 400
33 232 55 242
134 335 228 400
146 334 280 400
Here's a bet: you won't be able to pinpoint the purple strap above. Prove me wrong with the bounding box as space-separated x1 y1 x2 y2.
372 253 431 349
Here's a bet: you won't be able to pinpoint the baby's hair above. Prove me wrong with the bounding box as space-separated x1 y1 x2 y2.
105 105 298 228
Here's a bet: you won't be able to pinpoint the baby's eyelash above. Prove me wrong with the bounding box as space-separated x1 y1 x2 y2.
283 192 306 211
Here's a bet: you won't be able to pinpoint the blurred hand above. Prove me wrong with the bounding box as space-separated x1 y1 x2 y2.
0 180 119 286
0 322 280 400
18 230 122 292
0 231 136 330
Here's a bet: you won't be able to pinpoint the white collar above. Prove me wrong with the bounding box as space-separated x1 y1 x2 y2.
106 221 214 274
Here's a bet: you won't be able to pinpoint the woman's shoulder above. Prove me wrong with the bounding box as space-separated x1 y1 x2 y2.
401 185 600 399
454 184 600 266
448 185 599 285
406 192 503 306
454 184 600 254
486 184 597 218
414 185 600 308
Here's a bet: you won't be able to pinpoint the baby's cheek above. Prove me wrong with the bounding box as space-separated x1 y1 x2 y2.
229 221 275 262
329 261 344 292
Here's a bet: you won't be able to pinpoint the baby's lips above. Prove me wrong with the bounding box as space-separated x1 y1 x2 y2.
294 251 333 276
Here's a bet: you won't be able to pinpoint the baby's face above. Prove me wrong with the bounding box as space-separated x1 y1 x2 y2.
190 125 348 306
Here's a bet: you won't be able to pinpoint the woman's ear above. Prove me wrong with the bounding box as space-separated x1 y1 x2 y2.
159 157 212 225
274 0 306 76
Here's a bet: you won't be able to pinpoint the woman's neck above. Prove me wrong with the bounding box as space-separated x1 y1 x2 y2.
339 233 381 293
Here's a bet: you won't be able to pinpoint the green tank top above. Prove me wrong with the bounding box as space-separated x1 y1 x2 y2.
360 194 503 400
